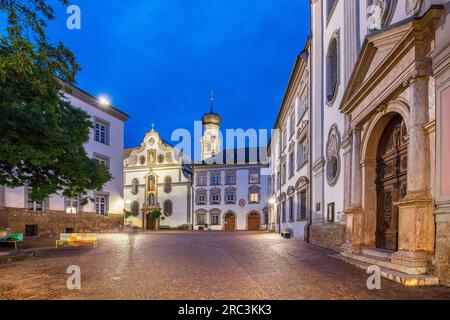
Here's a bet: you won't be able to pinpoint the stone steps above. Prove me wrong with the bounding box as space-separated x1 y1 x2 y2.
331 254 439 287
361 248 392 259
340 251 427 275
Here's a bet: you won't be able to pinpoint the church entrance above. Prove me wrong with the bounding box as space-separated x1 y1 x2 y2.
247 212 260 231
224 212 236 231
146 214 157 231
375 114 408 251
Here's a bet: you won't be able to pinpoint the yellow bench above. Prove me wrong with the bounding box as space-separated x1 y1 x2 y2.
56 233 98 249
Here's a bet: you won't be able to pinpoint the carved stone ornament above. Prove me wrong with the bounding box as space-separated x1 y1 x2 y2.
326 124 341 187
406 0 423 17
367 0 396 31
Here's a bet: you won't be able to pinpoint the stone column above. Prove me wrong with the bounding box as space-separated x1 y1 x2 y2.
392 74 434 273
342 128 363 253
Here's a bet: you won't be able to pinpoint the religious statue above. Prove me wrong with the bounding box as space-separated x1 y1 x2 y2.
406 0 423 17
368 0 394 31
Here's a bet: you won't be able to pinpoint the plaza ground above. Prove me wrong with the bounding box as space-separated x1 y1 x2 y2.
1 231 450 300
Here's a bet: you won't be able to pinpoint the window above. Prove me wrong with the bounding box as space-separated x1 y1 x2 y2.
163 200 173 217
289 152 295 178
197 190 207 205
297 191 307 221
281 200 286 223
65 196 80 214
94 154 110 172
226 173 236 185
131 179 139 195
327 202 335 223
131 201 140 217
225 186 236 204
326 36 339 103
289 112 295 137
297 139 308 168
95 194 108 216
281 128 287 150
249 171 260 184
197 175 206 186
26 187 45 212
248 186 260 204
289 197 294 222
211 193 220 204
164 176 172 193
263 208 269 225
277 171 281 190
94 119 109 144
211 174 220 186
281 162 287 184
197 213 206 225
211 214 220 225
297 97 307 119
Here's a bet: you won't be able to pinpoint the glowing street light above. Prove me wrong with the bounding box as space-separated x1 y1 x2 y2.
268 197 276 205
98 95 111 107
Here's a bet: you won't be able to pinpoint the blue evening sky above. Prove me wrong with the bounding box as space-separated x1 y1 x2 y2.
6 1 310 149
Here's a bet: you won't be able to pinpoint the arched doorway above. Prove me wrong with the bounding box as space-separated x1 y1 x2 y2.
247 212 261 231
375 114 408 251
224 212 236 231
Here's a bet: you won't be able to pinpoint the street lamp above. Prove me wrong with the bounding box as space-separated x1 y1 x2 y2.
98 95 111 107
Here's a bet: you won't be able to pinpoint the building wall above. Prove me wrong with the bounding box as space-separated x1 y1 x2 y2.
193 165 269 231
269 41 311 239
1 87 128 236
433 1 450 286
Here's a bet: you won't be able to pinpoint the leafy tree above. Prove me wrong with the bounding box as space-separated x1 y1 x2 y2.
150 210 162 220
0 0 111 203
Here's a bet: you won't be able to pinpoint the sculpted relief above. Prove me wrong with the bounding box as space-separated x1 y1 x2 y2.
368 0 396 31
406 0 423 17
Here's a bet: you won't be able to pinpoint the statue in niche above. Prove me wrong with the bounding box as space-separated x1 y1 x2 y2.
406 0 423 17
148 149 156 165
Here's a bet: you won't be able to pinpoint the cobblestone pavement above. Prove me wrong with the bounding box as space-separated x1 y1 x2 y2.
1 232 450 300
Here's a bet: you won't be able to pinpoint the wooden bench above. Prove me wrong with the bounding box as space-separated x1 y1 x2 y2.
0 232 24 251
56 233 98 249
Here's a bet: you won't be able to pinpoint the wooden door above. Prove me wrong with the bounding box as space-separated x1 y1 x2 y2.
375 115 408 251
225 213 236 231
247 212 260 231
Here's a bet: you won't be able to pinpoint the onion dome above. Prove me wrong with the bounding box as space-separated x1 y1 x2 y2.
202 91 221 126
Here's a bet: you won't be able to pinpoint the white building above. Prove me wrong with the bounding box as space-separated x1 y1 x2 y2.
123 129 193 230
268 39 311 239
0 84 129 236
193 105 269 231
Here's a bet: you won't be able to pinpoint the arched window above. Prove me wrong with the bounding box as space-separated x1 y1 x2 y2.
163 200 173 217
131 201 140 217
131 179 139 195
326 35 339 103
164 176 172 193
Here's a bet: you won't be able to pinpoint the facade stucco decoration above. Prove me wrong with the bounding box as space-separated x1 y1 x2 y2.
326 124 341 187
295 176 310 190
406 0 423 17
367 0 396 31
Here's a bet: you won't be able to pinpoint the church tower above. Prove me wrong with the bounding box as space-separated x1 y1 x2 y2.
201 92 222 161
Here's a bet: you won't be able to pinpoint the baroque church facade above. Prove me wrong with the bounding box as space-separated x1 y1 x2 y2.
123 101 269 231
269 0 450 286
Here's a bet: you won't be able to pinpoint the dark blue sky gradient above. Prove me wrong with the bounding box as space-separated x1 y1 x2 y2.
43 1 309 149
